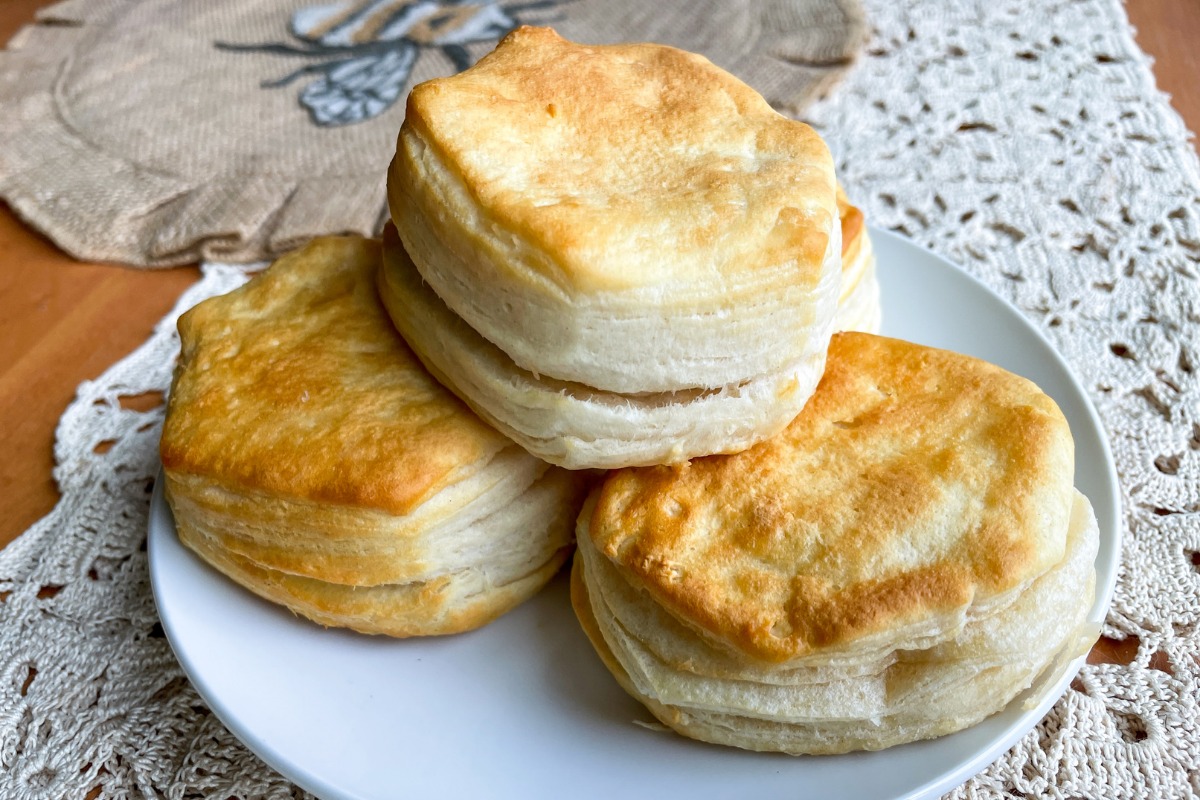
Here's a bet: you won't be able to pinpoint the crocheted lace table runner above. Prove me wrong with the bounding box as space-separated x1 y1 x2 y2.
2 0 1197 797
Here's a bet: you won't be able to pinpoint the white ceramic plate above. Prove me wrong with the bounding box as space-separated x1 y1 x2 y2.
150 229 1120 800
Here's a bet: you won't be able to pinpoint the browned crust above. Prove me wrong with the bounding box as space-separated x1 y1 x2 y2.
587 333 1075 662
160 236 512 515
399 26 836 293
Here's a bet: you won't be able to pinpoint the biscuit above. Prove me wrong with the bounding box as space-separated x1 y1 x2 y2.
572 332 1099 753
386 27 840 468
161 235 588 636
834 188 881 334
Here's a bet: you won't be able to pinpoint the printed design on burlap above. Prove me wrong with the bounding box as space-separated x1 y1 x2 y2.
218 0 568 126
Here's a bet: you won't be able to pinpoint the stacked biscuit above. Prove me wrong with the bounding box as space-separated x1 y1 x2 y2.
382 27 845 470
163 25 1097 755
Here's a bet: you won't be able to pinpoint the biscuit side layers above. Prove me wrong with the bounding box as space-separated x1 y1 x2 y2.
571 492 1096 754
379 226 825 470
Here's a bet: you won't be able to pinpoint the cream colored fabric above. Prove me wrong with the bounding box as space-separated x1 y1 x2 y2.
0 0 864 266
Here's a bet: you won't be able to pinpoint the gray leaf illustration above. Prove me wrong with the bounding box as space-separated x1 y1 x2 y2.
299 44 417 125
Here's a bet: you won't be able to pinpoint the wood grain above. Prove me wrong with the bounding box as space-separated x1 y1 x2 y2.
0 205 198 542
1 0 1196 674
1126 0 1200 141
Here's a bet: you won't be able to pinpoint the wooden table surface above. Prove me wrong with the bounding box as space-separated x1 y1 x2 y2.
2 0 1197 671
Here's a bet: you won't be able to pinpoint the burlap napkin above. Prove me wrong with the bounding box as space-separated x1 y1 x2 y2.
0 0 865 267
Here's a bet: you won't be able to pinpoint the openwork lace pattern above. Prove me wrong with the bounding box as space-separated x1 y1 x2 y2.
1 0 1197 797
806 2 1200 796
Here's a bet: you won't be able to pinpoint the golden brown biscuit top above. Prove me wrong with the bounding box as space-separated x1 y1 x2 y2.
586 333 1076 663
400 26 836 292
160 236 510 515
